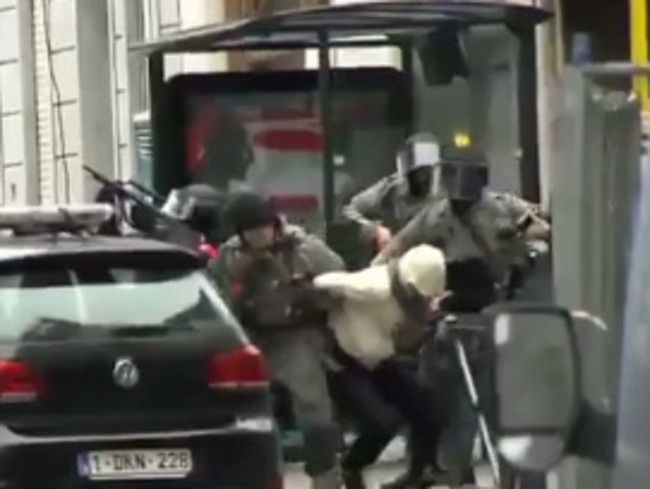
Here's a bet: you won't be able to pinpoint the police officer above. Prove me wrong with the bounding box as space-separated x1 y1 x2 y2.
373 145 550 272
343 133 441 250
208 192 345 489
374 145 550 488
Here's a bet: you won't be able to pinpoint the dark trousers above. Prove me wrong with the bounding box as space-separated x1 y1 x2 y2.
333 360 401 471
332 348 442 473
373 358 444 475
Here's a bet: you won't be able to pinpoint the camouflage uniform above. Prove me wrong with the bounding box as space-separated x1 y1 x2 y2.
208 225 344 489
342 174 436 242
373 191 535 273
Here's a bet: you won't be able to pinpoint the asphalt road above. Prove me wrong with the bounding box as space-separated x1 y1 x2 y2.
284 461 405 489
282 436 558 488
282 437 499 489
284 462 499 489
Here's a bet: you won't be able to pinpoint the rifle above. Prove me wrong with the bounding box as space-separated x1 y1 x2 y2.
84 165 164 205
83 165 194 236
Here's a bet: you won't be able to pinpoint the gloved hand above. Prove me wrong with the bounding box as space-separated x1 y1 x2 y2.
496 223 519 240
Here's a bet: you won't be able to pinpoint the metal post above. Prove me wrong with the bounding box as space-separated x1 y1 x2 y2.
400 43 415 136
148 52 166 195
317 32 335 241
76 0 115 202
516 25 541 202
579 62 650 76
17 0 39 204
630 0 649 111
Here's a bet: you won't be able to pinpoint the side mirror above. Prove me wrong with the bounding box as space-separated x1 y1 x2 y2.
487 303 581 473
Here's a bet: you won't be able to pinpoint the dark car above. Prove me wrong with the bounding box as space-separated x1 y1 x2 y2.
0 205 281 489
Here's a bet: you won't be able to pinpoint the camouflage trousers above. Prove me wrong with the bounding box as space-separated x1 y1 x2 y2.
253 328 341 477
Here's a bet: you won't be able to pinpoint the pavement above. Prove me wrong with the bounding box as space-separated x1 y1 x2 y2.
284 462 498 489
283 437 499 489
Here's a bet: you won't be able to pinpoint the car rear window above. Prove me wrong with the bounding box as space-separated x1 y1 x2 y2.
0 265 241 341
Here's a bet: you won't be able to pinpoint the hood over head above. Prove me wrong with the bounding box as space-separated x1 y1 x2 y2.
313 244 446 302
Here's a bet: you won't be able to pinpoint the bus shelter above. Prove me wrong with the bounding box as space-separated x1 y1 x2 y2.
130 0 552 245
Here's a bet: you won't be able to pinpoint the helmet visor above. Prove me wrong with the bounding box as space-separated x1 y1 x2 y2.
397 140 440 175
434 161 488 201
161 190 196 221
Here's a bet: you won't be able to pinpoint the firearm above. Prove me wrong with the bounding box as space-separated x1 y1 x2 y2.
84 165 163 205
83 165 188 232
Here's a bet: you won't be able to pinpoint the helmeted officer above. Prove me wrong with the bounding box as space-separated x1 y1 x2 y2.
373 144 550 273
342 133 441 250
208 192 345 489
374 145 550 488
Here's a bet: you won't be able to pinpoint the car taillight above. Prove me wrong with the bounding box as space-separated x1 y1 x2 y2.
198 241 218 259
208 345 269 389
0 360 43 402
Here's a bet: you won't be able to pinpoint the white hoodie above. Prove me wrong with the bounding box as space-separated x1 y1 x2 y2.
313 244 446 369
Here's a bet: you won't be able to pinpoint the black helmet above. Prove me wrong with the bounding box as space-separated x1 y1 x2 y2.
225 192 278 233
434 145 488 202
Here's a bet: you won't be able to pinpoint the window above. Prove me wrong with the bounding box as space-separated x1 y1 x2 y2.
0 266 239 341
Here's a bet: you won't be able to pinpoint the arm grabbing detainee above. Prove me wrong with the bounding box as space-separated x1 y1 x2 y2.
343 133 442 250
342 177 395 248
208 192 344 489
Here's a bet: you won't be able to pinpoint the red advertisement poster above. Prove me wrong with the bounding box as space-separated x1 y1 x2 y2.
184 90 401 228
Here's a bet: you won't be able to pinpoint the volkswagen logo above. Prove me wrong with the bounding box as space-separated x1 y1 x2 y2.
113 357 139 389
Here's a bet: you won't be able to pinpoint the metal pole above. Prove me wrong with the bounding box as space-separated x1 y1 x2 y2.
579 62 650 76
400 43 415 136
148 52 166 195
517 25 541 202
453 339 501 486
630 0 649 111
317 32 335 242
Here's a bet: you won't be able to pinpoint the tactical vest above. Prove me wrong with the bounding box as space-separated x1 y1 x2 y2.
228 237 316 332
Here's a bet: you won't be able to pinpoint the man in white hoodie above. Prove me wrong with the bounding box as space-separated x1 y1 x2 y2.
313 244 448 489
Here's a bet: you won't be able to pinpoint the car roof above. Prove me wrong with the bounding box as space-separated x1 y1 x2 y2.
0 234 197 263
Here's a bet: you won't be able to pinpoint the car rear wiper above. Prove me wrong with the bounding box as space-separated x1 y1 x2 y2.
21 317 84 342
109 323 195 338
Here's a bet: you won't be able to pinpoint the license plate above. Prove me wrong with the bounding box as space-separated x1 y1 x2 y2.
77 449 193 480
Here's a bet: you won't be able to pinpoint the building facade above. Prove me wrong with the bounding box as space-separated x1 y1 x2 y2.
0 0 254 205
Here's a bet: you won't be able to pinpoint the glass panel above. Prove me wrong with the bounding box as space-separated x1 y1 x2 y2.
184 82 405 235
0 268 238 341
